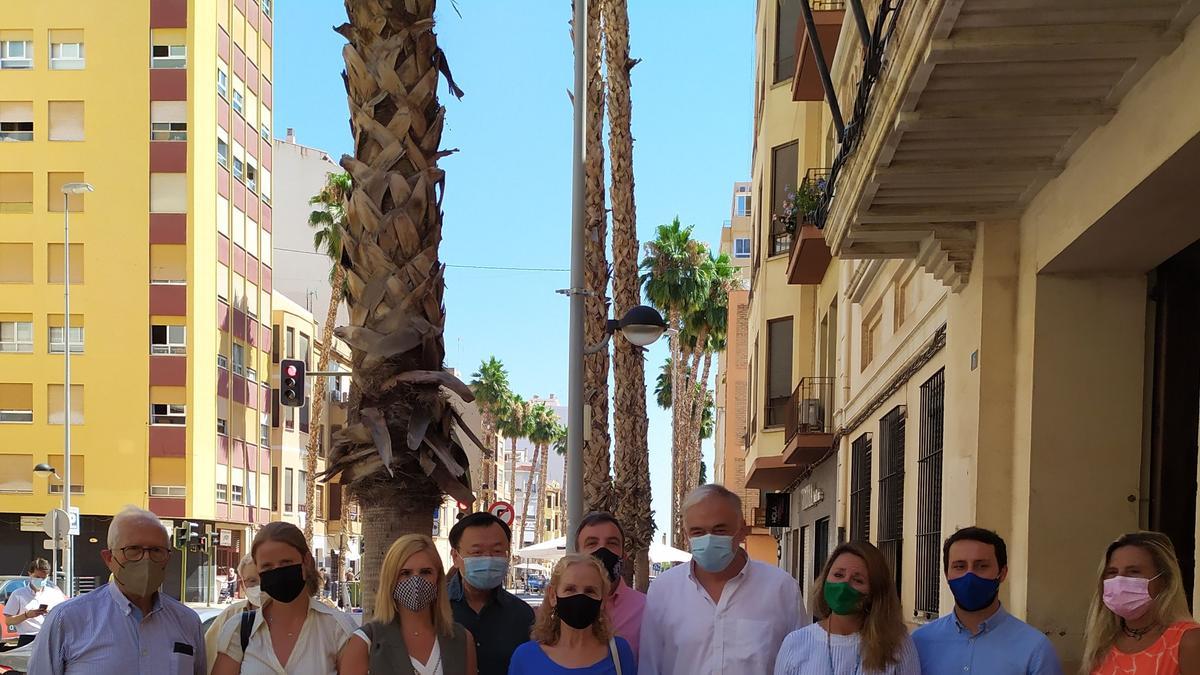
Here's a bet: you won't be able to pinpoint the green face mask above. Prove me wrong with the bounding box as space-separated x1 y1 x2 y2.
824 581 863 615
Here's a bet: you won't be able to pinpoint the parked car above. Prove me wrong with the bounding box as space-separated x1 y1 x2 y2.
525 574 547 594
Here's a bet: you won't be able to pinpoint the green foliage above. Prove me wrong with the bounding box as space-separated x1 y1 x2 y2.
307 172 352 286
469 357 511 413
639 217 713 319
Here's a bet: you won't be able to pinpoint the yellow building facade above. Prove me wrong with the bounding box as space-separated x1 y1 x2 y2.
749 0 1200 668
0 0 276 599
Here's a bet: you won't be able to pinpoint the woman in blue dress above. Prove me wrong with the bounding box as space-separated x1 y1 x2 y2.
508 554 636 675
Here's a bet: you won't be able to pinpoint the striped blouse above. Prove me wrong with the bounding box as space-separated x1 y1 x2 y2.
774 622 922 675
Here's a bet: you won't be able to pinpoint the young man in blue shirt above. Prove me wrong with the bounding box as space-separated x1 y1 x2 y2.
913 527 1064 675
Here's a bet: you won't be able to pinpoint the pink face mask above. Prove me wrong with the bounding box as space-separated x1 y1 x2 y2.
1102 575 1159 620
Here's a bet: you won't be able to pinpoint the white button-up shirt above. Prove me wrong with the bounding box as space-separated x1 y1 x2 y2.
217 597 356 675
639 556 807 675
3 582 68 635
28 582 205 675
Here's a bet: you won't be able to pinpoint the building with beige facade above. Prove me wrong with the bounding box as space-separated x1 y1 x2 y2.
746 1 1200 668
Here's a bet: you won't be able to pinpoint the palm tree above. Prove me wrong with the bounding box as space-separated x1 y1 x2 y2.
604 0 654 591
581 0 614 515
304 171 351 549
324 0 473 616
528 403 562 544
496 393 530 505
640 218 711 546
517 402 555 547
470 357 511 507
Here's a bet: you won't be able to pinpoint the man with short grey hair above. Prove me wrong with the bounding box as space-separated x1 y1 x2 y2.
29 506 206 674
640 484 807 674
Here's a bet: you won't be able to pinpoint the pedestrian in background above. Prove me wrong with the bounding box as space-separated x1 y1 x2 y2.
639 484 806 674
204 554 265 672
1081 531 1200 674
774 542 920 674
508 554 637 674
575 511 646 658
213 521 355 675
29 505 206 674
447 512 535 675
913 526 1062 674
3 558 68 647
339 534 476 675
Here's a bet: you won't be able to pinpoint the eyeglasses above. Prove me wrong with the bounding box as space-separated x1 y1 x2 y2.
119 545 171 563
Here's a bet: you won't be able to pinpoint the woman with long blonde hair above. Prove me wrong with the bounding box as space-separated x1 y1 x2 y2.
774 542 919 674
339 534 476 675
1082 531 1200 674
508 554 636 674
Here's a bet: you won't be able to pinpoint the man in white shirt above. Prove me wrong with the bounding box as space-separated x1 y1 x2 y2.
640 484 808 675
3 557 68 646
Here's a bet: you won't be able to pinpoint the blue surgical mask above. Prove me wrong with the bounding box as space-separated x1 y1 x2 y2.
462 556 508 590
948 572 1001 612
29 578 47 591
690 534 736 573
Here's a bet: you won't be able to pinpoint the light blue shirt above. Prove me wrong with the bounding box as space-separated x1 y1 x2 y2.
28 582 205 675
912 605 1063 675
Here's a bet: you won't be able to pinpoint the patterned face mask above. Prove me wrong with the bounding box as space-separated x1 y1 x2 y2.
393 575 438 612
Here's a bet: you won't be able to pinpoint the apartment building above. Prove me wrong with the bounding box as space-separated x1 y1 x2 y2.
0 0 275 598
750 1 1200 668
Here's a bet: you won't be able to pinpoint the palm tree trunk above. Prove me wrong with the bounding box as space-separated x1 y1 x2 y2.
303 265 346 545
582 0 613 514
509 436 519 505
688 350 713 489
518 444 541 549
666 310 686 548
360 482 440 618
480 412 495 507
535 443 550 543
336 482 351 608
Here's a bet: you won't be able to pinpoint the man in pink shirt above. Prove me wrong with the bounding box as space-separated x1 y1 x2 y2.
575 511 647 658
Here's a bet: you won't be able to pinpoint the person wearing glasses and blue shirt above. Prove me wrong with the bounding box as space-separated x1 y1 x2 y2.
29 505 206 675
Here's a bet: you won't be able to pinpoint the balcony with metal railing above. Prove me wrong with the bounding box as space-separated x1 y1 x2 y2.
783 376 836 467
791 1 846 102
786 168 833 285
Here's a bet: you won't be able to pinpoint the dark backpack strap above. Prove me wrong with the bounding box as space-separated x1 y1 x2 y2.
239 608 256 654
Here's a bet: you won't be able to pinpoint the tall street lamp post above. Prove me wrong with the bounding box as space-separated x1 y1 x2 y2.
59 181 93 595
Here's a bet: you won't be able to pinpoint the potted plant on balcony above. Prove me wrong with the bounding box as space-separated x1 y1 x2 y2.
774 179 825 234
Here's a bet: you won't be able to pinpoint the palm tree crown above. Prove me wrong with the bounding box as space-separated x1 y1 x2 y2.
307 171 352 285
640 217 712 317
470 357 511 412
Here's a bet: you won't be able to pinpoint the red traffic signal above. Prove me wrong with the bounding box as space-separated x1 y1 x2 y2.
280 358 306 407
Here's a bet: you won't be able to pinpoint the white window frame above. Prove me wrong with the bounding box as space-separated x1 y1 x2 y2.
216 483 228 502
150 324 186 355
149 485 186 497
259 420 270 446
735 194 752 217
150 403 186 426
150 44 186 69
232 89 244 116
217 135 229 168
232 344 245 376
262 0 272 18
150 121 187 141
0 321 33 352
246 159 258 194
231 482 244 504
233 155 244 182
217 417 228 435
260 122 270 142
49 42 84 70
733 237 752 258
48 326 84 354
0 41 33 70
0 409 33 423
217 353 229 370
0 109 33 141
217 67 229 99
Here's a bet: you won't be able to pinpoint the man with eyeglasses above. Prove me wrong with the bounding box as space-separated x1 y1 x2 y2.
29 505 206 674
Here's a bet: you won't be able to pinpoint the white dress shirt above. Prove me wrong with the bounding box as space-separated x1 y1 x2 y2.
3 582 68 635
639 555 808 675
28 582 205 675
218 597 356 675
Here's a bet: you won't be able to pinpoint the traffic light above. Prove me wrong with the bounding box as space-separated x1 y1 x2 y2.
187 521 201 548
173 525 188 549
280 359 305 407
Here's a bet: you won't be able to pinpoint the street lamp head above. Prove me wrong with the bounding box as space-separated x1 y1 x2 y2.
33 463 58 477
61 182 94 195
617 304 668 347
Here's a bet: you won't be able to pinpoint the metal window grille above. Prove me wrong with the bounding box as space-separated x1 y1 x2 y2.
916 369 946 618
813 517 830 580
878 406 906 592
850 433 872 542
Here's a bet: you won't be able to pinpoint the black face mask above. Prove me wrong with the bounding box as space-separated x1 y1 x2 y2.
260 564 306 603
555 592 603 629
591 547 623 584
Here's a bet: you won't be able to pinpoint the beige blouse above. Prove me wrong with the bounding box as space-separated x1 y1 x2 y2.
218 597 356 675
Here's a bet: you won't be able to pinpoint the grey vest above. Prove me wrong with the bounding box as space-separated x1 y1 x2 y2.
360 618 470 675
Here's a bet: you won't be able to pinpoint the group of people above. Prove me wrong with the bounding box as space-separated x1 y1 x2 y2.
6 483 1199 674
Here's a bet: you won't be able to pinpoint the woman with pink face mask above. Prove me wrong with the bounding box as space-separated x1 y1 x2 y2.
1081 531 1200 674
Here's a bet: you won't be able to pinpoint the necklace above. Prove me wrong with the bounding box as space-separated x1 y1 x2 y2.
1121 620 1159 640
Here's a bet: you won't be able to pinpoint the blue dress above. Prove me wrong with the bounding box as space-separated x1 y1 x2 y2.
508 637 637 675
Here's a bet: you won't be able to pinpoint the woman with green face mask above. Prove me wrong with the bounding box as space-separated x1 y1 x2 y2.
773 542 920 674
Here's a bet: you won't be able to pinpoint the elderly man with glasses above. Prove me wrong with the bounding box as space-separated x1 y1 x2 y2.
29 505 206 674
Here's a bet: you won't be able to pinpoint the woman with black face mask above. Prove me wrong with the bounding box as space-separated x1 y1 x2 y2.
508 554 637 674
339 534 477 675
212 522 357 675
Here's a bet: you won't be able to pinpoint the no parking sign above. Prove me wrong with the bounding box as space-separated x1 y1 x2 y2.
488 501 515 526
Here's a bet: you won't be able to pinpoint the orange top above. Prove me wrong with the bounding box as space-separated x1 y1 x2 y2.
1092 621 1200 675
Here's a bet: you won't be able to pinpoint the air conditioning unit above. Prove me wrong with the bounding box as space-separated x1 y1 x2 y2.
798 399 823 431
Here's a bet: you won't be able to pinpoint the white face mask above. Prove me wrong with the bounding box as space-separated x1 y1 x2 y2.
244 584 264 606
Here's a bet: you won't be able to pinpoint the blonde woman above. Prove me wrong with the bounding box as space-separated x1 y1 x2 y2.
1082 531 1200 674
508 554 636 674
213 522 357 675
204 554 265 672
339 534 477 675
775 542 920 674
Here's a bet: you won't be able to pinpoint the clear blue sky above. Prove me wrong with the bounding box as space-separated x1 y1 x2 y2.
275 2 754 539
